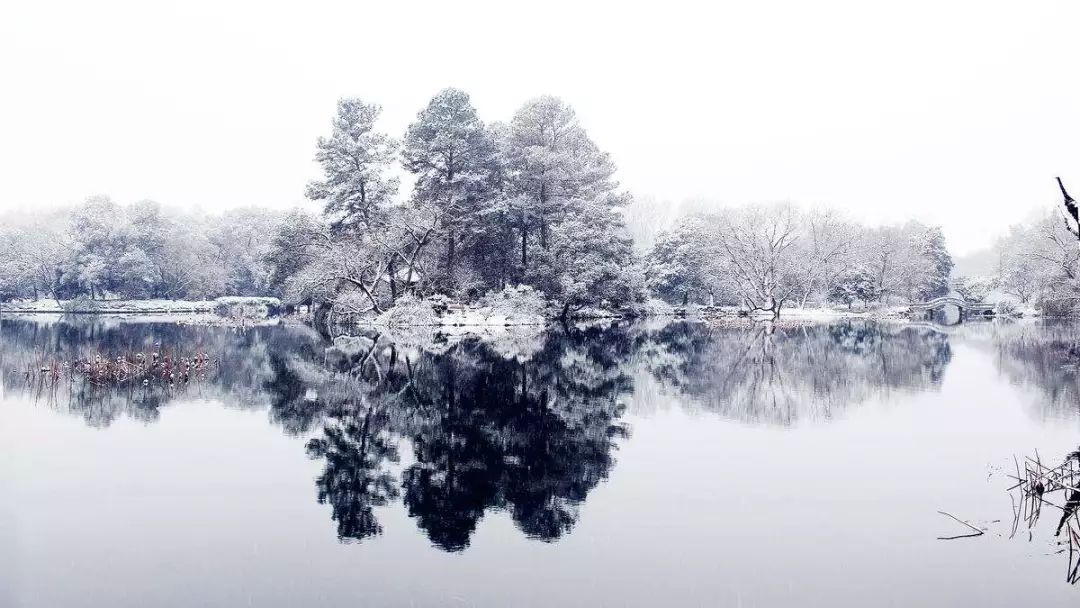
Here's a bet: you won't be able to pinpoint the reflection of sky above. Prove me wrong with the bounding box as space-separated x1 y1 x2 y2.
5 321 1080 606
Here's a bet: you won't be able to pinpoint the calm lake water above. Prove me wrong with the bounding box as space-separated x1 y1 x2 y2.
3 317 1080 607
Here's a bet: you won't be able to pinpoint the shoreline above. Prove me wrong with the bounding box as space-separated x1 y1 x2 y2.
0 298 1036 328
0 297 280 315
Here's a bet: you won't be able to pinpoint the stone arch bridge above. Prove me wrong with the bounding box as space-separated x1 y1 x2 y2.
907 296 995 324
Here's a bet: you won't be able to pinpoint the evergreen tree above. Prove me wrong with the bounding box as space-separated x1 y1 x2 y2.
401 88 501 291
306 99 399 230
499 96 628 277
919 226 953 299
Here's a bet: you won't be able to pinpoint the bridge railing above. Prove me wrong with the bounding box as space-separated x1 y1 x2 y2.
908 297 994 312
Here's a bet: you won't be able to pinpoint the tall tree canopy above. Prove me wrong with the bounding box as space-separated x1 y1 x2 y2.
401 88 500 287
499 96 628 272
306 99 399 230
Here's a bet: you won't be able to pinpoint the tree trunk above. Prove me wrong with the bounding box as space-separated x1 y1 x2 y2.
538 183 548 250
520 214 528 272
447 228 456 275
799 288 811 308
388 258 398 302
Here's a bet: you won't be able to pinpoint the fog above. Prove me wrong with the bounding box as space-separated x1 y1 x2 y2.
2 1 1079 256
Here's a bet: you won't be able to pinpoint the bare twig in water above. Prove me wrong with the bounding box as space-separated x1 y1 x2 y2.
1005 448 1080 584
936 511 985 540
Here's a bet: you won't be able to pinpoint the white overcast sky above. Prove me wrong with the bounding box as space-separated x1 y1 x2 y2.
2 0 1078 254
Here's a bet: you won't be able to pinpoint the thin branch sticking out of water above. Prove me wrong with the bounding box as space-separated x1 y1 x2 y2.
936 511 985 540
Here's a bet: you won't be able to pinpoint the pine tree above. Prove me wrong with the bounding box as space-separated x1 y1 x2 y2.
498 96 628 278
306 99 398 230
401 88 501 290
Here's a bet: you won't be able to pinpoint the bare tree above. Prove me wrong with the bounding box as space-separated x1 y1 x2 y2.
792 208 854 307
713 204 800 318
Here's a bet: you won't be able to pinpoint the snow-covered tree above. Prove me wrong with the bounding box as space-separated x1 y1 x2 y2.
645 215 726 306
498 96 628 275
917 225 953 300
545 200 644 317
206 208 281 295
791 208 855 306
644 203 955 313
990 210 1080 310
712 204 802 318
401 88 500 288
828 268 879 309
952 275 994 303
306 98 399 230
859 222 951 304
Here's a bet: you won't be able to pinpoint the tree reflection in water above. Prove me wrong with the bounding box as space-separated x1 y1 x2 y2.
1 317 977 551
300 325 635 550
643 320 952 424
0 317 289 428
306 402 401 542
986 321 1080 418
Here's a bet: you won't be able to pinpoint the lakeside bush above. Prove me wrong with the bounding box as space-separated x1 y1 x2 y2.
477 285 549 324
213 296 282 319
62 295 101 313
1036 294 1077 317
374 294 440 327
995 300 1020 317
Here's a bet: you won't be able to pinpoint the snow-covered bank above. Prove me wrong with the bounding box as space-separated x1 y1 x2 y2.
692 303 1030 325
0 296 282 319
1 294 1039 329
769 305 911 320
683 304 909 322
1 298 215 314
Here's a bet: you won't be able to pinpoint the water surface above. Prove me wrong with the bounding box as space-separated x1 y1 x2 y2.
3 317 1080 607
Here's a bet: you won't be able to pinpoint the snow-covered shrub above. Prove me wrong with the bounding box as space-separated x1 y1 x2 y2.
424 294 453 316
477 285 550 324
954 276 995 302
828 269 879 309
63 295 100 313
213 296 282 318
448 265 488 303
621 297 676 318
995 300 1019 317
375 293 441 326
1037 297 1074 317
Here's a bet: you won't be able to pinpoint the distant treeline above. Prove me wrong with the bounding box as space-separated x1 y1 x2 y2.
964 208 1080 314
645 205 953 314
0 199 284 302
0 88 954 315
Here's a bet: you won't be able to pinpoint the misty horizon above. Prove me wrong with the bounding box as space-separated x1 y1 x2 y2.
4 1 1080 255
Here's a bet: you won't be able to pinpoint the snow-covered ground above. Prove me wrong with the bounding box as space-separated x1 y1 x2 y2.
0 299 217 314
686 304 910 322
1 296 1039 328
778 305 910 320
0 297 282 322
